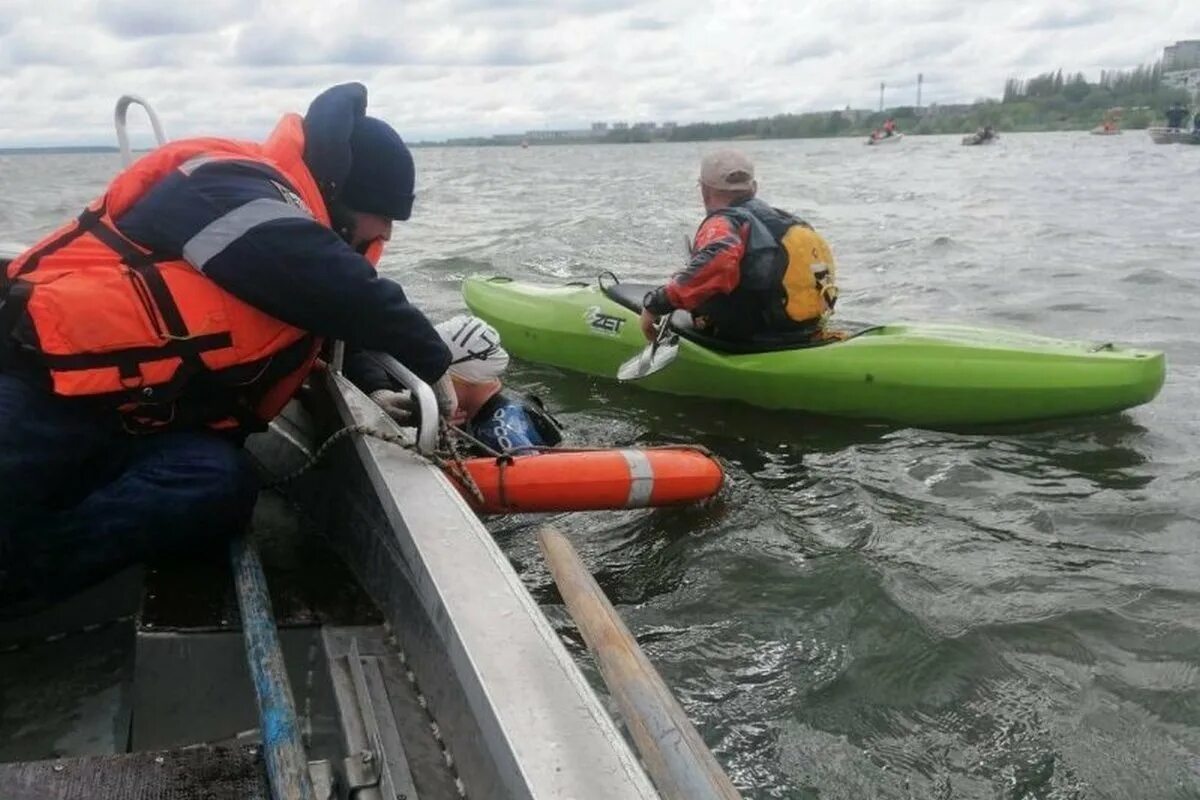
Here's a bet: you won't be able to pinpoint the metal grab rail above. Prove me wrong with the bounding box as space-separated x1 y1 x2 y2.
114 94 167 166
364 352 440 455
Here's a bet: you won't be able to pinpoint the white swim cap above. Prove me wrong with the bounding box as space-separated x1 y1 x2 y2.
435 315 510 383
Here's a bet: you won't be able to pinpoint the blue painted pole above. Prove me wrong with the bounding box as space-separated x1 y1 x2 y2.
230 535 316 800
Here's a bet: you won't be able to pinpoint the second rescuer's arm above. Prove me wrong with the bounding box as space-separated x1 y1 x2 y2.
641 214 747 338
116 162 451 384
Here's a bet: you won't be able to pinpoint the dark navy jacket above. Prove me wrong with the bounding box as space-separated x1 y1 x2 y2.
115 83 449 385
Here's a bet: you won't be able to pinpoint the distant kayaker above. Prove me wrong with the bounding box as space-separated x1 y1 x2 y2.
353 315 562 454
0 83 455 612
969 126 996 143
639 150 838 345
1165 102 1188 129
883 118 898 137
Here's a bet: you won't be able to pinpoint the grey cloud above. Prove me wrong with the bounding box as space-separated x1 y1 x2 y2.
464 36 565 66
233 26 314 67
867 31 970 73
907 5 968 23
625 17 670 31
233 25 408 67
0 29 96 68
447 0 636 11
125 38 213 69
1021 6 1111 30
246 70 345 90
326 36 409 66
95 1 254 38
777 36 836 65
232 23 557 68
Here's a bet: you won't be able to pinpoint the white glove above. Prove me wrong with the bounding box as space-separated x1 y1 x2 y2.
369 389 416 425
432 373 459 422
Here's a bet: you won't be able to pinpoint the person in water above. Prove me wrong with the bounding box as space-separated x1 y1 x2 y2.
0 83 455 612
883 117 898 137
1165 102 1189 129
640 149 838 345
353 314 562 454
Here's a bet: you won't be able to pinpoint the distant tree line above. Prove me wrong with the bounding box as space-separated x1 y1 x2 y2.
1003 63 1167 102
994 61 1188 131
592 62 1190 144
423 61 1193 147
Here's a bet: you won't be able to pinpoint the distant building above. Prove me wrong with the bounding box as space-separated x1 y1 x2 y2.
612 122 629 131
525 129 592 141
1164 40 1200 71
661 122 677 131
591 122 608 132
632 121 657 130
1163 39 1200 99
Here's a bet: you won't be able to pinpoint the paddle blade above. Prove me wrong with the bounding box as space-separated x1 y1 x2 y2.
617 339 679 381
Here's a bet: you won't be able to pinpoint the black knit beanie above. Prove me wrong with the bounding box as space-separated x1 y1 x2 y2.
340 116 415 221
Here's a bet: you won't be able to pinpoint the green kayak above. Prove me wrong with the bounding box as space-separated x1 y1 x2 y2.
462 275 1166 426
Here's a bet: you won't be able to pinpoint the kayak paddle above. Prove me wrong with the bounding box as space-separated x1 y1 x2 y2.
617 315 680 381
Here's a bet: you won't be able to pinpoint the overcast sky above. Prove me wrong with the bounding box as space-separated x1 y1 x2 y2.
0 0 1195 147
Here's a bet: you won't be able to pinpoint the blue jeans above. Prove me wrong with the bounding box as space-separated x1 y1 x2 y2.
0 373 258 610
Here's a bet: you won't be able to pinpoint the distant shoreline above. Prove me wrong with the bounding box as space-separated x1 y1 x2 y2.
412 123 1151 148
0 146 119 155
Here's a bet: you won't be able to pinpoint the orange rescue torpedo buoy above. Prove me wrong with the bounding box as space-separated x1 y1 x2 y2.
445 448 724 514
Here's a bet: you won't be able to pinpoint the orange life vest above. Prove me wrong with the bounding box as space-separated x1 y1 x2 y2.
1 114 360 433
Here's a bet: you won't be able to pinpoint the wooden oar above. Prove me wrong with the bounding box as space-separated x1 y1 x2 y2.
538 527 743 800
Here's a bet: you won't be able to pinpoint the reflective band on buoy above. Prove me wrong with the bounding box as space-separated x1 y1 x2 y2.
619 449 655 508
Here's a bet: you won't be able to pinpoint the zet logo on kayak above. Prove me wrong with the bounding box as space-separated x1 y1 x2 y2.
584 305 624 335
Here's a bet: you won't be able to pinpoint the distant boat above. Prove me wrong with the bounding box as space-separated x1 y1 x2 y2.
866 133 903 146
962 131 998 146
1147 127 1200 145
1091 124 1121 135
520 138 529 149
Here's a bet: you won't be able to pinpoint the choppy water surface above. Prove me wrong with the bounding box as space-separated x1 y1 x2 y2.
2 132 1198 798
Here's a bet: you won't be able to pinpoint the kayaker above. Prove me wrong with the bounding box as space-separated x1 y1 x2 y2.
883 118 897 137
1165 102 1188 129
0 82 454 612
639 149 839 345
353 314 562 454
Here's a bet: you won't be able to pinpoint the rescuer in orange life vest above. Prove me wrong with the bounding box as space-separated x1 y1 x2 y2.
640 149 839 345
0 83 455 613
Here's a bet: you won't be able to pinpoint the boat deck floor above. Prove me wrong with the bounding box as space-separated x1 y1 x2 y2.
0 746 270 800
0 492 462 799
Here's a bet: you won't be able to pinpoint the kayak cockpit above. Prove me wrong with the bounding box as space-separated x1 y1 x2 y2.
600 279 874 354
